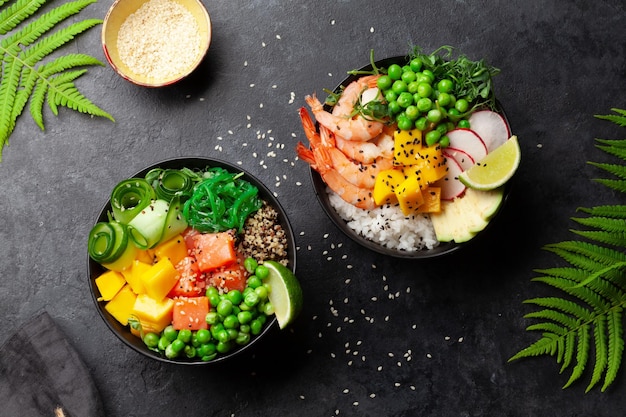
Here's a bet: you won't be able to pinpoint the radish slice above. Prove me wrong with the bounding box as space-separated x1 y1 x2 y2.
447 129 488 162
444 148 474 171
468 110 511 152
435 155 465 200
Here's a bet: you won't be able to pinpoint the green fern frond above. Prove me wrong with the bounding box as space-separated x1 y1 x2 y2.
588 161 626 180
0 0 113 161
577 205 626 218
595 108 626 127
511 109 626 392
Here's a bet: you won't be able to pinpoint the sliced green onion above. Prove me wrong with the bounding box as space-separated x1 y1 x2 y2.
110 178 156 224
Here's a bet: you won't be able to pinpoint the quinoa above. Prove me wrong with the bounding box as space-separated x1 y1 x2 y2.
238 201 289 266
116 0 202 81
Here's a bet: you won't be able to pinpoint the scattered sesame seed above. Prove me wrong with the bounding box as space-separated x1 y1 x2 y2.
370 27 374 32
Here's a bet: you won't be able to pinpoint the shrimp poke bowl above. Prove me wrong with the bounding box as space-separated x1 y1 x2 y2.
87 157 299 364
297 46 520 258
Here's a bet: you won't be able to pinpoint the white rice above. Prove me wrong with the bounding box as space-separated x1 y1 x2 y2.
327 189 439 252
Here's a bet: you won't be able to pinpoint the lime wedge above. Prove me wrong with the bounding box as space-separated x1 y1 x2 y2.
459 135 521 191
264 260 303 329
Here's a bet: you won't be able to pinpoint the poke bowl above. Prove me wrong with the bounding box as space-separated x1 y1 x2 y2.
297 48 519 258
87 157 298 364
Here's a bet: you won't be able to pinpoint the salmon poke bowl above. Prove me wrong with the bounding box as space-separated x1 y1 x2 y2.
297 46 520 258
87 157 299 364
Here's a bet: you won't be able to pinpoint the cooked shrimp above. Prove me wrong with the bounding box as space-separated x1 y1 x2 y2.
305 94 383 142
296 142 377 210
332 75 380 117
335 128 394 164
318 125 393 189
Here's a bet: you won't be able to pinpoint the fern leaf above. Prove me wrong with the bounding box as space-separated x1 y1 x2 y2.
571 229 626 248
588 161 626 180
602 308 624 391
544 240 626 272
0 0 46 35
0 0 113 160
509 333 561 361
595 144 626 162
577 205 626 218
594 138 626 149
524 297 593 322
563 324 590 388
587 314 608 392
595 108 626 127
591 178 626 193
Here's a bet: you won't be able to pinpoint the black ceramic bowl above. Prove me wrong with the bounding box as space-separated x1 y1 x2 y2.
309 56 512 259
88 157 296 364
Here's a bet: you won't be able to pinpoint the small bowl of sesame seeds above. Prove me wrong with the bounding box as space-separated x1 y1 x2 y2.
101 0 211 87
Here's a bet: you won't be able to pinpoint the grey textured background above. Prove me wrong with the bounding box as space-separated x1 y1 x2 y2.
1 0 625 416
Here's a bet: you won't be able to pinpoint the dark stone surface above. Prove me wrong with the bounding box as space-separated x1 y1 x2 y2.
1 0 625 416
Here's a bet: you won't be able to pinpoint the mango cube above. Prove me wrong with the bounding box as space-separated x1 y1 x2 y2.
140 257 179 301
414 145 447 183
416 187 442 213
396 175 426 215
121 260 151 295
393 128 423 166
373 169 405 206
135 249 155 264
154 235 188 265
131 294 174 334
105 285 138 326
95 270 126 301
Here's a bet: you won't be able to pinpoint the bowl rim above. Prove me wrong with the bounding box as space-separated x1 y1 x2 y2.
101 0 212 87
88 156 297 365
309 55 512 259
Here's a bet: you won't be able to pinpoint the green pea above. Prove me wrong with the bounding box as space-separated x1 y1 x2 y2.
437 92 451 107
237 310 253 324
405 105 420 121
163 325 178 342
416 83 433 98
425 130 441 146
243 257 258 273
239 324 251 334
416 97 432 112
458 119 471 129
415 117 428 131
387 64 403 80
401 70 416 84
205 311 219 325
396 114 413 131
244 291 260 307
387 100 402 115
217 299 233 316
223 314 240 329
439 135 450 148
177 329 192 344
422 69 435 83
170 339 186 353
210 323 225 339
384 90 398 103
247 275 262 289
396 92 413 109
225 289 243 305
143 332 159 348
254 265 269 280
184 345 196 359
197 343 216 358
216 329 230 343
165 343 179 359
227 329 238 340
254 285 269 300
437 79 454 93
407 81 420 94
157 335 169 351
427 109 443 123
409 58 422 72
391 80 408 95
377 75 392 91
250 319 263 335
416 73 431 84
262 302 275 316
236 332 251 345
455 98 469 113
216 341 232 354
195 328 211 344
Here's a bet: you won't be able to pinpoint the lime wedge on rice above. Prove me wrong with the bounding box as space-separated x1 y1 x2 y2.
264 260 303 329
459 135 521 191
